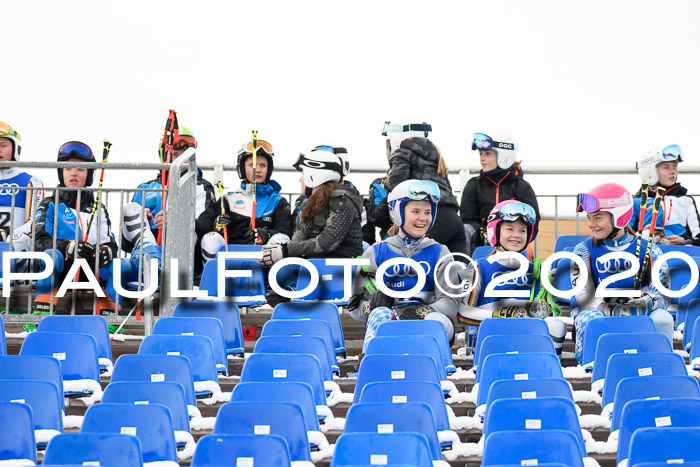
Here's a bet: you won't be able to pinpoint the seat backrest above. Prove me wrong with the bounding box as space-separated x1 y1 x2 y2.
658 244 700 256
0 315 6 356
81 402 178 464
36 315 112 362
199 257 266 305
0 355 64 410
153 316 228 376
357 381 450 431
485 378 574 414
365 335 447 380
628 427 700 466
611 375 700 431
375 320 454 373
43 433 142 467
591 332 672 383
0 380 62 432
331 432 433 467
0 401 36 463
293 258 355 305
139 334 218 382
173 299 245 356
474 318 549 363
477 352 564 408
483 397 585 457
19 331 99 382
481 429 584 467
240 353 326 406
617 398 700 466
692 316 700 362
191 433 292 467
553 234 589 253
214 401 310 462
602 352 688 408
354 354 442 404
102 381 190 432
345 402 441 460
254 335 334 381
683 298 700 349
472 245 494 259
476 334 555 382
261 319 337 372
110 354 196 406
581 315 656 366
231 381 319 431
272 301 345 356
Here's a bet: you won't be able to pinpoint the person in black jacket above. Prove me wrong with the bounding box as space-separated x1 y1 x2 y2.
460 132 540 255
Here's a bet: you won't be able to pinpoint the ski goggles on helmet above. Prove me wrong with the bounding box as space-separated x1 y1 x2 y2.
381 122 432 137
472 133 518 152
488 202 536 224
0 121 18 138
576 193 633 213
312 145 347 155
661 144 683 162
239 139 274 157
58 141 93 159
407 180 441 203
173 135 197 152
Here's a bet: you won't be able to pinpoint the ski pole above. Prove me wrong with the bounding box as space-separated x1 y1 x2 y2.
637 186 665 289
251 130 258 231
638 182 649 232
109 299 143 341
157 110 178 246
84 140 112 241
216 181 229 253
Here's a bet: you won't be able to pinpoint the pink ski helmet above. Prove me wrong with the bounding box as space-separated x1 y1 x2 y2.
576 183 634 233
486 200 537 249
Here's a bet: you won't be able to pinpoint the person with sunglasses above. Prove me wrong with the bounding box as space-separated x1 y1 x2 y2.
571 183 673 364
0 121 44 274
120 125 217 279
460 132 540 257
32 141 127 314
347 179 461 356
630 145 700 246
456 200 567 356
200 139 292 265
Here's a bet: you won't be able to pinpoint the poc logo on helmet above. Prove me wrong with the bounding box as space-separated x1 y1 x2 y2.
494 142 514 150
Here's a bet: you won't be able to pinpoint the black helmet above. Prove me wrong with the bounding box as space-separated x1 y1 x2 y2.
57 141 95 186
236 139 274 183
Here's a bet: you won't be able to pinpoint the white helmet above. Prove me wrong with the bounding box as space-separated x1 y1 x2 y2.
297 150 343 188
472 132 517 169
637 145 683 185
382 121 432 158
0 121 22 161
311 145 349 177
388 179 441 231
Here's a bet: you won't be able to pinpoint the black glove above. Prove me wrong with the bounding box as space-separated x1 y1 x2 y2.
368 289 395 310
66 240 95 259
396 305 434 320
95 245 113 269
215 214 233 233
255 227 271 244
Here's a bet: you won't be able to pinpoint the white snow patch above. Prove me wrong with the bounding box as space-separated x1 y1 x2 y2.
442 441 482 461
326 381 352 407
456 331 465 343
143 461 179 467
175 431 196 461
34 429 60 445
226 354 244 360
432 460 451 467
64 379 103 406
0 460 35 466
62 415 83 430
195 381 224 404
441 380 459 398
591 378 604 395
308 430 332 462
579 414 611 430
674 329 684 341
189 416 216 431
450 414 482 431
5 331 30 339
291 461 315 467
321 416 345 432
562 365 592 379
447 367 474 381
674 348 689 359
187 404 202 419
574 389 602 405
583 456 603 467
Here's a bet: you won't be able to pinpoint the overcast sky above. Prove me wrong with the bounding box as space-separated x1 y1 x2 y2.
4 0 700 200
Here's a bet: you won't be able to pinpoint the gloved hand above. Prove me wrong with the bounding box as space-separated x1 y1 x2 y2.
260 243 286 268
526 300 554 319
653 234 671 245
0 229 7 242
368 289 394 310
492 305 529 318
254 227 271 244
95 245 113 269
612 294 656 316
215 214 233 232
396 304 435 320
66 240 95 259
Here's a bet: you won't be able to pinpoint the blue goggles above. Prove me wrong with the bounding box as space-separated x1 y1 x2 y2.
58 141 93 159
312 145 347 155
382 122 432 137
489 202 536 225
408 180 441 203
662 144 683 162
472 133 518 152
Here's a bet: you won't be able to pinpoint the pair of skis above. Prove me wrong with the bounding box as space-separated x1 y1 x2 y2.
634 182 666 289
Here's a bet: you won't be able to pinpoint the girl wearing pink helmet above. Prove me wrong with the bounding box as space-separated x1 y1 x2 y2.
457 200 567 356
571 182 673 364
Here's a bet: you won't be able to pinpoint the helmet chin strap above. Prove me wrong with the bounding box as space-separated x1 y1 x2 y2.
399 226 424 246
607 225 620 240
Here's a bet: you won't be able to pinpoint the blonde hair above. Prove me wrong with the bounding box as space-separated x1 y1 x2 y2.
435 145 449 176
388 225 399 236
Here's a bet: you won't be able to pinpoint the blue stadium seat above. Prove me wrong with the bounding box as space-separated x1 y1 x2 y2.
365 335 447 380
375 319 456 374
331 432 433 467
344 402 442 460
482 429 584 467
354 354 443 404
617 398 700 466
357 381 450 432
0 242 14 288
110 354 196 407
475 334 555 382
551 246 576 304
231 381 320 431
138 334 218 385
82 402 178 464
214 401 311 463
683 298 700 350
0 401 36 464
19 331 100 396
591 332 672 383
272 301 346 357
261 319 339 374
0 315 5 356
553 234 589 252
293 258 355 305
473 318 549 364
581 316 656 367
628 427 700 466
36 315 112 371
0 355 64 410
199 257 266 306
658 244 700 256
239 353 327 406
254 335 335 381
472 245 494 259
483 397 586 457
153 316 228 376
43 433 142 467
173 299 245 356
610 375 700 432
661 256 699 308
0 380 63 436
192 434 292 467
691 317 700 367
485 378 574 415
102 381 190 432
601 352 688 409
477 352 564 408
